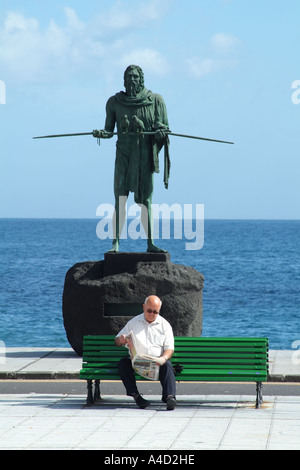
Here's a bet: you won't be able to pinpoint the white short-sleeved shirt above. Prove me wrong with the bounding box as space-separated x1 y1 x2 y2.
116 313 174 358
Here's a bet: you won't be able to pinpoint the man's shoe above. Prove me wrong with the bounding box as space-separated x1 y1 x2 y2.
166 395 177 410
133 393 150 409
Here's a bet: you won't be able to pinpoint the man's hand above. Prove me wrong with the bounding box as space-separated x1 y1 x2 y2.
156 355 167 366
93 129 113 139
157 349 173 366
115 334 128 347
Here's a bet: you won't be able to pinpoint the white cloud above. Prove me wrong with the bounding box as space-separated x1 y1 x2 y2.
0 12 45 81
0 3 172 84
186 57 221 79
0 10 81 82
187 32 241 79
120 48 169 76
64 6 85 31
3 10 39 33
210 33 241 54
91 0 171 33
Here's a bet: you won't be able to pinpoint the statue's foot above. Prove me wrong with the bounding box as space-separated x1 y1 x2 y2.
108 240 119 253
147 242 168 253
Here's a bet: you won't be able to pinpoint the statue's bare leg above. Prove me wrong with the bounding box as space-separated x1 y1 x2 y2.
141 199 167 253
109 195 127 252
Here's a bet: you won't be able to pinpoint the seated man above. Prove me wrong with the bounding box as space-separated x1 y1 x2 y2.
115 295 176 410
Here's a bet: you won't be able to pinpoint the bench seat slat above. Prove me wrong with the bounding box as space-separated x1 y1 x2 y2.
81 363 268 373
79 367 267 381
83 352 267 359
83 354 268 363
80 363 267 373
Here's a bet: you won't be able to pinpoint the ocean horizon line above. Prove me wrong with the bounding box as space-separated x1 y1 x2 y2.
1 217 300 222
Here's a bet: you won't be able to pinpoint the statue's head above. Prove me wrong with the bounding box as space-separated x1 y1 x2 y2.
124 65 144 97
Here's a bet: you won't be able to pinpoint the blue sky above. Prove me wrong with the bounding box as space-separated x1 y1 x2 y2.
1 0 300 219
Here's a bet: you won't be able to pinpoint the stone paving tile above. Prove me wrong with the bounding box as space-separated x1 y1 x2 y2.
1 393 299 450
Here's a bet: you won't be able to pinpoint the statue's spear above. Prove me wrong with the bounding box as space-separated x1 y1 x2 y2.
33 130 234 145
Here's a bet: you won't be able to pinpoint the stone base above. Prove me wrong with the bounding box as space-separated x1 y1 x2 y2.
62 252 204 355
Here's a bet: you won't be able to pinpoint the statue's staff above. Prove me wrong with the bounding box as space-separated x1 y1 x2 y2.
33 130 234 145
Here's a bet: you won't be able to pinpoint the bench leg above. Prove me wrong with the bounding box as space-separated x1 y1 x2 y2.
256 382 263 409
86 380 94 406
94 379 101 402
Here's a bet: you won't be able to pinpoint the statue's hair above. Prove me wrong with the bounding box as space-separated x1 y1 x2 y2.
124 65 145 88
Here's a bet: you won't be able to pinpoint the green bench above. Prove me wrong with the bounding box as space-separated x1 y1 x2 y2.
79 335 269 408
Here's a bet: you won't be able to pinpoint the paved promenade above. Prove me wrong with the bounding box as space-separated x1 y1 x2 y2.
0 348 299 450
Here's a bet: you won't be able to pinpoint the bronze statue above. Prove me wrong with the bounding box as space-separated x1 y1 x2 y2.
93 65 171 253
33 65 233 254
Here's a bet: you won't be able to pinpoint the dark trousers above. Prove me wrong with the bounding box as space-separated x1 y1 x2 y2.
118 357 176 401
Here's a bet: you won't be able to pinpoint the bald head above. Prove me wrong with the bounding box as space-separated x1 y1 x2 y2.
143 295 162 323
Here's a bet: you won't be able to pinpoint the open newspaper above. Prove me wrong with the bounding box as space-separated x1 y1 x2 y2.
125 331 165 381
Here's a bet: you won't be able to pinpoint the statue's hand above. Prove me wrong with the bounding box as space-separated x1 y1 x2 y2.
155 129 171 141
93 129 113 139
154 122 170 141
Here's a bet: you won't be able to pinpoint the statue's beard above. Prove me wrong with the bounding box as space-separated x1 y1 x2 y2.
125 82 142 97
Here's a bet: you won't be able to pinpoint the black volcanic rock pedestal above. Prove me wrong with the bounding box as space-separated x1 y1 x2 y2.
62 252 204 355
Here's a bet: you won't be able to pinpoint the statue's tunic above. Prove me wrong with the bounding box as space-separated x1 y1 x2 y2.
104 87 170 204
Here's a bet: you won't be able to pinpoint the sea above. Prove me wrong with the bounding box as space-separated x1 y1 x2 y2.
0 218 299 351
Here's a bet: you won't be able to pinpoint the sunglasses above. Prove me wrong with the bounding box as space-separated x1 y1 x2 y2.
146 309 159 314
